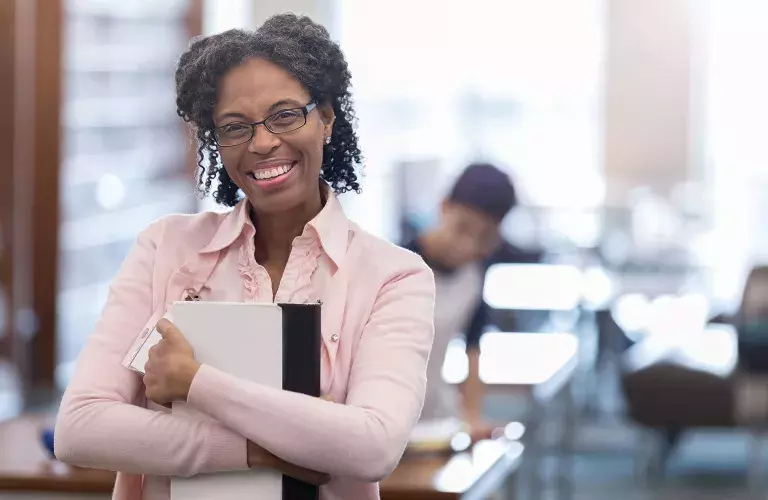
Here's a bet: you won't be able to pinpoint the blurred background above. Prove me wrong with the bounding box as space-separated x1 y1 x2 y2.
2 0 768 499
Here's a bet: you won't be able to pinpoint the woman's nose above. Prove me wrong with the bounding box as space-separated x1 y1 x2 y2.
247 125 281 155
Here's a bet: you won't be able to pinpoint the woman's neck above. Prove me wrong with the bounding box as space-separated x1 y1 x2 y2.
250 186 324 266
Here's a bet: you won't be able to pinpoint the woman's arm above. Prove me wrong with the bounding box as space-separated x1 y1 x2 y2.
54 222 248 477
185 264 435 482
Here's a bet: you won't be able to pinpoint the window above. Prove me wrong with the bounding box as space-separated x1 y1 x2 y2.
57 0 199 388
700 0 768 307
337 0 605 242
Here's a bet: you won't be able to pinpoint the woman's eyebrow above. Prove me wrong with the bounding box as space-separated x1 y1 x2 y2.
215 99 304 122
216 111 248 122
267 99 304 113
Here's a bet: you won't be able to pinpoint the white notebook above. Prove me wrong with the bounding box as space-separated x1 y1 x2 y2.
167 301 284 500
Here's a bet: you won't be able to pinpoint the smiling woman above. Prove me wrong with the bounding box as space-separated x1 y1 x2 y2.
53 12 436 500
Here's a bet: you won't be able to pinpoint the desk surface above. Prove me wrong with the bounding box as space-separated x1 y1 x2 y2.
0 415 115 493
444 332 579 402
381 439 523 500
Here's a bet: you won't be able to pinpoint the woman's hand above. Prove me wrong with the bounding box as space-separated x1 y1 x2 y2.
246 395 335 485
143 319 201 405
247 440 331 485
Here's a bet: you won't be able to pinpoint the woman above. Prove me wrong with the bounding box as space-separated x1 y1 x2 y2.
54 13 435 500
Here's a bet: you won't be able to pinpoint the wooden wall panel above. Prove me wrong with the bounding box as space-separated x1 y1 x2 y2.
0 0 62 396
0 0 17 365
30 0 63 387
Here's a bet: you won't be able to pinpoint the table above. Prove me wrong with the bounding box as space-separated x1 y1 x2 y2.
0 415 115 496
444 332 579 500
1 417 523 500
381 439 523 500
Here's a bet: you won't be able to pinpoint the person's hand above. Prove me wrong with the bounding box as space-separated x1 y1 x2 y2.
246 394 335 485
467 421 495 443
247 441 331 485
143 319 201 405
464 416 496 443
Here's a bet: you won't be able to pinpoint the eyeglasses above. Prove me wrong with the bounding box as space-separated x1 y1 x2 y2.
213 102 317 147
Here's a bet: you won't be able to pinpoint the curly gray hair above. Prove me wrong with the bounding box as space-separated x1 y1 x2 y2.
175 13 362 207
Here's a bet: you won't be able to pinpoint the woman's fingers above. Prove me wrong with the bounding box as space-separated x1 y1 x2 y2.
246 396 335 485
273 457 331 485
251 441 331 485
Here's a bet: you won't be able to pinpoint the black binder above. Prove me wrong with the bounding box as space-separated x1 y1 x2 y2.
279 303 321 500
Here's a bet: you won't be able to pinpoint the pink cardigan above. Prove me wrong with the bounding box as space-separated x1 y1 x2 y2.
54 194 436 500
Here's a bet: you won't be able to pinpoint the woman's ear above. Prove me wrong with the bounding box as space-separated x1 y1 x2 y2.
318 102 335 137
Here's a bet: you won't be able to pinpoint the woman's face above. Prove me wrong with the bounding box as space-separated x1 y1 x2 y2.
213 57 334 214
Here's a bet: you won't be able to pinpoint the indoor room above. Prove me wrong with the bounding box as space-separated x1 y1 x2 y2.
2 1 768 499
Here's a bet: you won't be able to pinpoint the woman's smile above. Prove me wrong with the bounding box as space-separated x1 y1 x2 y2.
245 160 299 192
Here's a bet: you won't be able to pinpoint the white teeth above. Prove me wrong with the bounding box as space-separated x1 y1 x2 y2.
251 163 293 180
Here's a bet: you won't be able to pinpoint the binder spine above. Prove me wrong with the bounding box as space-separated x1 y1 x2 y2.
279 303 322 500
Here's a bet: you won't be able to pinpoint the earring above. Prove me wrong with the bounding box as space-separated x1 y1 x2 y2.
324 136 331 145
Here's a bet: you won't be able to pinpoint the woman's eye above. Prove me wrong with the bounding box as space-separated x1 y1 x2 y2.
273 110 299 122
223 123 247 133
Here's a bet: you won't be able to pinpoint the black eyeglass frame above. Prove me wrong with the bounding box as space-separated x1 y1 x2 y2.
212 101 318 147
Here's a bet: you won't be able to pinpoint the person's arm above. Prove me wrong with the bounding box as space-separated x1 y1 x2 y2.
462 347 485 425
461 300 488 433
54 222 247 477
184 264 435 482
